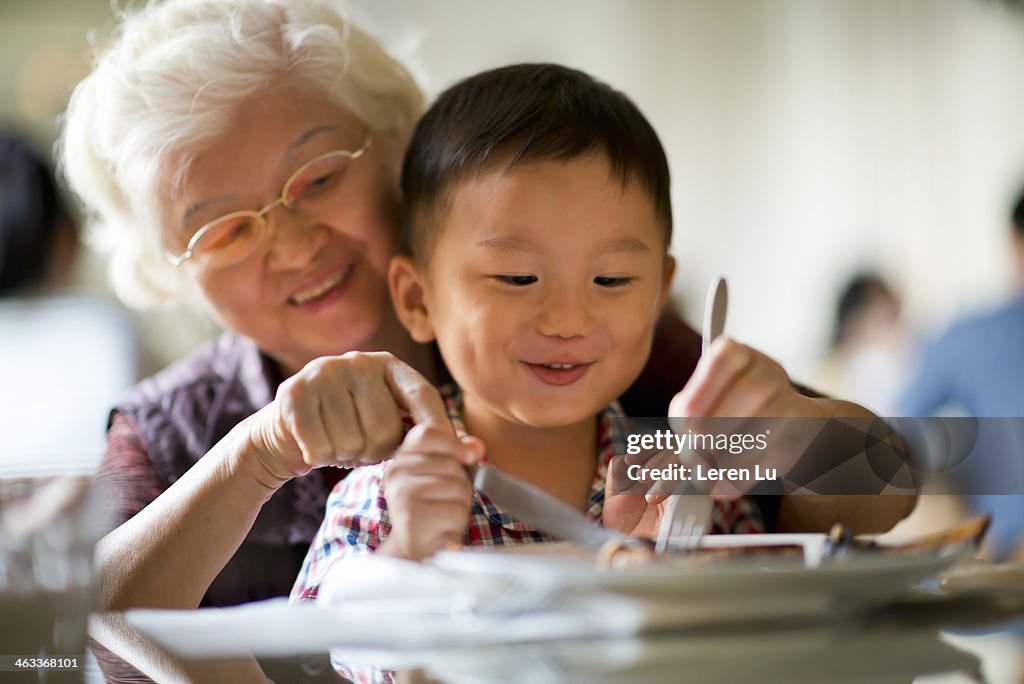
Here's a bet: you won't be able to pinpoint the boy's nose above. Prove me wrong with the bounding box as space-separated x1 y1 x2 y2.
534 288 596 338
265 207 330 270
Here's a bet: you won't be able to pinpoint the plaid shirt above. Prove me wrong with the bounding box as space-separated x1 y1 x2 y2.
291 385 763 603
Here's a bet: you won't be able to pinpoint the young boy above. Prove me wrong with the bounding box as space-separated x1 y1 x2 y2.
290 63 762 600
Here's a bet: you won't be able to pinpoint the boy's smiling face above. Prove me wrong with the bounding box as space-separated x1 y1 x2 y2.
390 153 674 429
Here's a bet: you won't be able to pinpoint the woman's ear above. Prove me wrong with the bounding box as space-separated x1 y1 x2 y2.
388 255 436 342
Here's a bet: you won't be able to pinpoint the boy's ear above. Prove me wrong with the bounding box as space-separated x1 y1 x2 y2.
658 255 676 309
388 255 436 343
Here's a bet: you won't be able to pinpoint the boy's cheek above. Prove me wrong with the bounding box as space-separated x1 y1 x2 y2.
608 309 662 361
608 296 662 331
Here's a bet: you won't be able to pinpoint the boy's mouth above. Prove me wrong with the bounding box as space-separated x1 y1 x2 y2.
523 361 594 387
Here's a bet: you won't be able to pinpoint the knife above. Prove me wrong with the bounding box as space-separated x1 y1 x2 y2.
471 463 627 550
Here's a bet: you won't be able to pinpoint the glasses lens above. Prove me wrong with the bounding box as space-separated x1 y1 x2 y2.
192 213 262 268
284 153 353 207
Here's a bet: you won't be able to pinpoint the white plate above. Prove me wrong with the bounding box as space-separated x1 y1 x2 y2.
430 536 971 624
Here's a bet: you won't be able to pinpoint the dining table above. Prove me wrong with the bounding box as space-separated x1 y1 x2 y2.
78 561 1024 684
3 476 1024 684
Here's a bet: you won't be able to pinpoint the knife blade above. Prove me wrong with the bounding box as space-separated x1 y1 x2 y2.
471 463 626 550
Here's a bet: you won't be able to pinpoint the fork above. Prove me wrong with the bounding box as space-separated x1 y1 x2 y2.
655 496 707 553
655 276 727 554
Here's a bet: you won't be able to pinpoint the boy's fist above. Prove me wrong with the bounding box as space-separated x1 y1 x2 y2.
378 424 482 560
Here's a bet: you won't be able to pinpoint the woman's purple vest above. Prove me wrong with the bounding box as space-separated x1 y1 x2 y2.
113 333 335 606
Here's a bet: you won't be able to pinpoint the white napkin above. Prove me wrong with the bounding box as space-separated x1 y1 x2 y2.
125 555 656 660
316 555 656 647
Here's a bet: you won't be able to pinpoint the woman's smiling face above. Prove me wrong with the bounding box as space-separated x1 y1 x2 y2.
163 85 407 374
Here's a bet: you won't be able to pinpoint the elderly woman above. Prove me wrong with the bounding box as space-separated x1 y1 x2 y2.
62 0 913 610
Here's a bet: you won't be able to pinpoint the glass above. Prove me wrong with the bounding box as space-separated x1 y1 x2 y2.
0 477 102 678
166 134 372 270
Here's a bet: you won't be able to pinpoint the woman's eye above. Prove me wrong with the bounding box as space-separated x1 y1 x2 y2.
309 172 336 188
289 168 346 204
594 276 634 288
495 275 538 286
300 172 339 196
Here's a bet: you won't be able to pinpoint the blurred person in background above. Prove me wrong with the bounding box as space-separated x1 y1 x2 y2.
817 271 915 417
897 186 1024 562
0 130 138 477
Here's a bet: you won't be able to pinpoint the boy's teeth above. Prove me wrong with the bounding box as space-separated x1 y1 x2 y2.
542 363 575 369
292 271 344 304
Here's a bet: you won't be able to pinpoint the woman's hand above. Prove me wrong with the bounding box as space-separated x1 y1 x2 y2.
668 337 825 422
245 351 457 486
610 339 827 509
605 337 826 534
663 337 826 499
377 424 482 560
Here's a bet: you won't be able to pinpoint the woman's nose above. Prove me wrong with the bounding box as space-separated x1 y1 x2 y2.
534 287 596 339
264 206 330 269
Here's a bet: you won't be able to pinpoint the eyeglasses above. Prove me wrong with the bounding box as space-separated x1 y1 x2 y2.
166 134 372 270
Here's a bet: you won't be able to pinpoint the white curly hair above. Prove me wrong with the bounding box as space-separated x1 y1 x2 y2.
60 0 424 308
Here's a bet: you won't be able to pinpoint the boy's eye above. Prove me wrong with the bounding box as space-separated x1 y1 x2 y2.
494 275 538 287
594 276 635 288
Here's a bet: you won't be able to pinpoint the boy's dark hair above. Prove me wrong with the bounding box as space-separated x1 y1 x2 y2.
0 131 72 294
400 63 672 262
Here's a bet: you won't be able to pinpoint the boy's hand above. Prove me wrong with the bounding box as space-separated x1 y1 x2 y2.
602 461 670 539
377 424 483 561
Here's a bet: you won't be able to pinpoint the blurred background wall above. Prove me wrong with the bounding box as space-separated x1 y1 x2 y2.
3 0 1024 387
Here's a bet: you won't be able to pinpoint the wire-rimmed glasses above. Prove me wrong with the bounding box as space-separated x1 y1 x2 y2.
166 134 372 270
